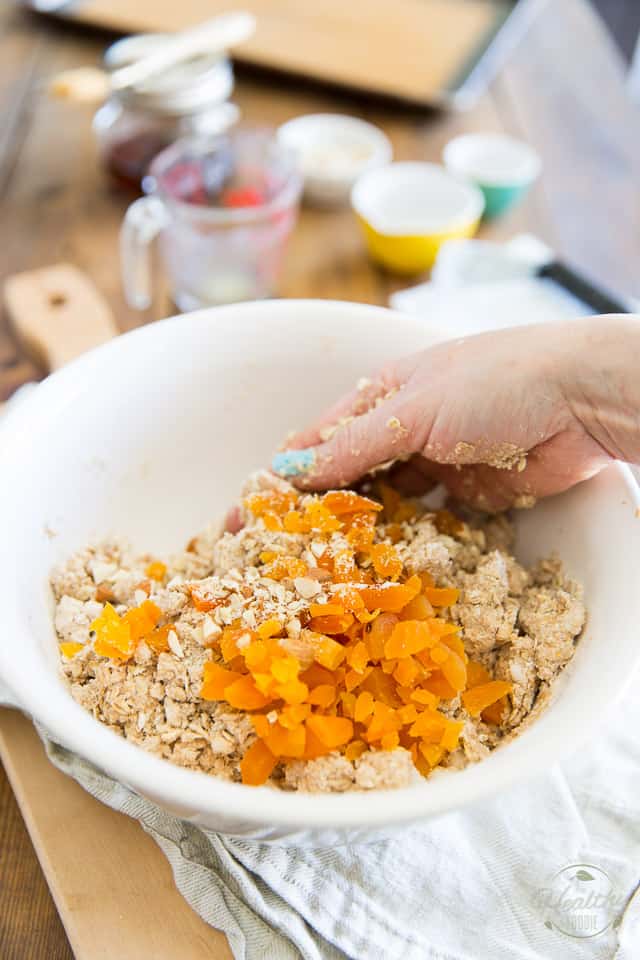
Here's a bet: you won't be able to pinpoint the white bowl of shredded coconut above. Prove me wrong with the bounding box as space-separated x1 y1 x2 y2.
277 114 392 205
0 299 638 842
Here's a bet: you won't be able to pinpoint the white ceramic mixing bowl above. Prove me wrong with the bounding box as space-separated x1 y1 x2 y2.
0 300 638 843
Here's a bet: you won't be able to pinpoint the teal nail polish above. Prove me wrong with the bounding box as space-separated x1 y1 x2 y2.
272 449 316 477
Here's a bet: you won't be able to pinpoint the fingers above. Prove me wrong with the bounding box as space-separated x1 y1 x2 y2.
273 388 430 490
282 352 423 451
284 377 390 451
224 504 244 533
385 456 440 497
416 428 611 511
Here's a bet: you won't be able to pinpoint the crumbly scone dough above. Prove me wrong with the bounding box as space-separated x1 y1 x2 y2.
53 472 585 792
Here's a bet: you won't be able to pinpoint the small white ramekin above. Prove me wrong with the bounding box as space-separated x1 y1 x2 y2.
277 113 392 206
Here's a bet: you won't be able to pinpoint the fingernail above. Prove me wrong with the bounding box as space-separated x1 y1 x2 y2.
271 449 316 477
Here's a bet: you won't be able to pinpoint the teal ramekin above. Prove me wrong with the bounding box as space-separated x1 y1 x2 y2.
443 133 541 220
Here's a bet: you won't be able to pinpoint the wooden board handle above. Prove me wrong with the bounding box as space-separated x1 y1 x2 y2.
3 263 118 372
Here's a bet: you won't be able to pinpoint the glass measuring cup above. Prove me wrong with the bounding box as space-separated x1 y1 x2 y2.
120 129 302 311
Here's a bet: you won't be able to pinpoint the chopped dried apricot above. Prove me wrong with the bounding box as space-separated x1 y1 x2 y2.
354 690 375 723
332 549 359 583
146 623 174 654
200 662 243 700
257 618 283 641
309 602 344 617
409 688 439 709
430 646 448 665
393 656 421 687
245 490 296 518
270 656 299 684
364 701 400 742
220 627 252 662
424 586 460 607
440 719 464 751
307 684 336 708
440 634 466 660
421 672 458 699
339 691 357 719
243 639 271 672
280 703 311 728
240 740 277 786
346 641 369 674
145 561 167 581
312 635 347 671
466 660 492 687
91 603 134 660
263 511 284 532
344 666 372 692
283 510 311 533
377 481 416 523
225 675 273 710
482 697 509 725
381 731 400 751
124 600 162 641
344 740 368 762
304 501 342 533
385 620 433 659
251 714 272 738
274 678 309 706
360 574 421 613
409 709 446 743
397 703 419 725
59 641 83 659
300 663 336 687
365 612 398 659
263 556 307 581
263 721 306 758
302 725 331 759
439 648 467 692
308 613 354 635
322 491 383 515
419 742 445 767
433 509 464 538
419 571 435 590
462 681 513 717
306 715 354 748
370 543 403 580
361 667 402 707
190 586 222 613
385 523 404 544
399 593 434 621
345 512 377 550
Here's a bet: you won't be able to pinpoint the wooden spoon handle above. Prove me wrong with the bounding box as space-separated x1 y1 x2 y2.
3 263 118 373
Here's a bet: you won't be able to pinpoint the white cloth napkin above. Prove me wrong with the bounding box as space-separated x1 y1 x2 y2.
1 677 639 960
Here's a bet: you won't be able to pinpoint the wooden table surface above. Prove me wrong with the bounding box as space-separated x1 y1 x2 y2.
0 0 639 955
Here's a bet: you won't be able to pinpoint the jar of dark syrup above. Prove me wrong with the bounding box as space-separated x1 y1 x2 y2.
93 33 238 191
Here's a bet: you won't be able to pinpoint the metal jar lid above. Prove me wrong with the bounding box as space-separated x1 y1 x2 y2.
103 33 234 117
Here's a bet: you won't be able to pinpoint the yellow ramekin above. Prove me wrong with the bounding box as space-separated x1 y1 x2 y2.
351 162 485 274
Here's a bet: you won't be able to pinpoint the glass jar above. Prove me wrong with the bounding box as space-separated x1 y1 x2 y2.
93 33 238 190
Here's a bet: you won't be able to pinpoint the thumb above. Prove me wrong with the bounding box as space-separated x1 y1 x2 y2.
271 389 428 490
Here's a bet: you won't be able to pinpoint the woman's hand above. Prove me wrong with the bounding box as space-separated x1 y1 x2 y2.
271 316 640 510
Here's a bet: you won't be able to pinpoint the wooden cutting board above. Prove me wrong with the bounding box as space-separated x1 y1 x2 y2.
0 264 232 959
44 0 511 107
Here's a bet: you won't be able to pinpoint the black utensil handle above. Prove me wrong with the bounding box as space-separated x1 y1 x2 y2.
538 261 631 315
